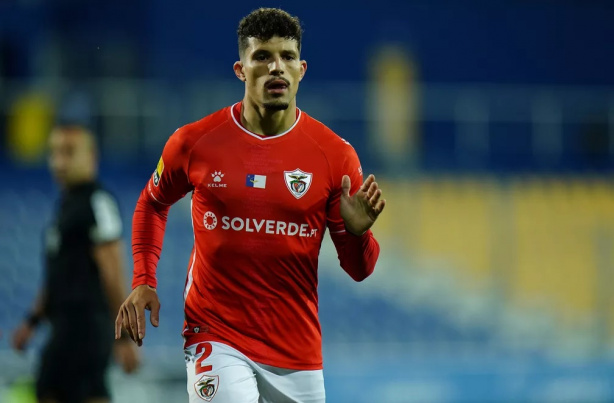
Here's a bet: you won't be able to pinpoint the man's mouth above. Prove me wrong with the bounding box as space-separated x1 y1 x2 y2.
266 79 289 93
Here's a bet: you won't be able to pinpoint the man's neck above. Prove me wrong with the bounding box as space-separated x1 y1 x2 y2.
241 98 297 136
62 175 96 191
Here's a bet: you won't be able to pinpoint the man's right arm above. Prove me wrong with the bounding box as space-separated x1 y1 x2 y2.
132 129 194 289
27 288 47 324
116 128 194 345
12 289 46 351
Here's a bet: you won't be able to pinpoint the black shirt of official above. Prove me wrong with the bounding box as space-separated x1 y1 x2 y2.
38 180 123 402
44 181 123 322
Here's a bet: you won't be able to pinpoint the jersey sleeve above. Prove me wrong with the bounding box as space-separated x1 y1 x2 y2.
326 140 364 234
327 139 380 282
132 129 195 289
146 129 194 206
89 190 123 244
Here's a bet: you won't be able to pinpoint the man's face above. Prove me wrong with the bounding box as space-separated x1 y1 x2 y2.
235 36 307 111
48 127 96 187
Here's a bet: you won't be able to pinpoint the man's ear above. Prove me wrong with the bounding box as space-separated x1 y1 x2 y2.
233 61 246 82
299 60 308 82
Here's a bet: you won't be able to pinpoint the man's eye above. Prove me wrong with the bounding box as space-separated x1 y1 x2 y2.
283 55 295 61
255 54 267 61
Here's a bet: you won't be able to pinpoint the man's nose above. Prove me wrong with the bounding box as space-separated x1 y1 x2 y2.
268 57 284 75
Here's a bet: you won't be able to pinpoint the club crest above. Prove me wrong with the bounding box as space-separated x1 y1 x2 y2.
284 169 313 199
194 375 219 401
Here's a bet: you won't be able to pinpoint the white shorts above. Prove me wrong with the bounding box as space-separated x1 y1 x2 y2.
184 341 325 403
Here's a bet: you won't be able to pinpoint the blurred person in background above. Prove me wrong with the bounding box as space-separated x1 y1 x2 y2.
12 124 140 403
115 7 385 403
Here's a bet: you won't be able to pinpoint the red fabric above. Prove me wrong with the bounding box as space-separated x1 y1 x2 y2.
330 229 379 282
130 102 379 370
131 188 169 289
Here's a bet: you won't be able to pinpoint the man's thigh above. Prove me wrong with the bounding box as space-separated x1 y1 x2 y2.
185 342 259 403
255 363 325 403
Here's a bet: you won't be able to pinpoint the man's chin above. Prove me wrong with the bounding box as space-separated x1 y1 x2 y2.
263 101 290 111
53 176 68 188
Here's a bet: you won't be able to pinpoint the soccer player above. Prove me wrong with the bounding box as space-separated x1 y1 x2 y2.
12 124 140 403
115 8 386 402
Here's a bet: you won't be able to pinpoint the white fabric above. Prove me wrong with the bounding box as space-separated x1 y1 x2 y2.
185 342 325 403
90 190 122 243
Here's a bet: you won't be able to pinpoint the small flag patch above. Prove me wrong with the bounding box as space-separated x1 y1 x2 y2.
246 174 266 189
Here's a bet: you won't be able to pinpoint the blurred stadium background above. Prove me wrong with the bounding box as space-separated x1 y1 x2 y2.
2 1 614 402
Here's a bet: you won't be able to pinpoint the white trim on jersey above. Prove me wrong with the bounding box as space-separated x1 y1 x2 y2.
148 188 172 206
230 102 302 140
90 190 123 243
330 229 346 234
184 252 196 302
184 198 197 303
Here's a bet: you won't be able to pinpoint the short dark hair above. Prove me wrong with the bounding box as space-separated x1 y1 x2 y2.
237 8 303 57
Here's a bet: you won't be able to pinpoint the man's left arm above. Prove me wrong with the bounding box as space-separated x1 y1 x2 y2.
327 145 386 282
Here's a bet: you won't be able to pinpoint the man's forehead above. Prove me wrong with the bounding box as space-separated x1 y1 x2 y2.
51 128 80 141
246 36 299 53
49 127 93 148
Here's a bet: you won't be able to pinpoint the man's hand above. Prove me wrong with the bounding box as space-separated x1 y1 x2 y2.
340 174 386 236
115 285 160 347
114 340 140 374
12 322 34 352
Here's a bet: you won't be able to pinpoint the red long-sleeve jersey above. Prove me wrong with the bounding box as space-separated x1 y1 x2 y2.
132 102 380 370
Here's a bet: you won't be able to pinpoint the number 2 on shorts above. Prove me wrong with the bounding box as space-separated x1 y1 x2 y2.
195 342 213 375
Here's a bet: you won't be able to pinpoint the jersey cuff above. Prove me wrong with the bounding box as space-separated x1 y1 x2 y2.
343 225 370 237
132 275 157 290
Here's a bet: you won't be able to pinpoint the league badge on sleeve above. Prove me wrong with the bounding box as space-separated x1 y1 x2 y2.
153 157 164 186
284 168 313 199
